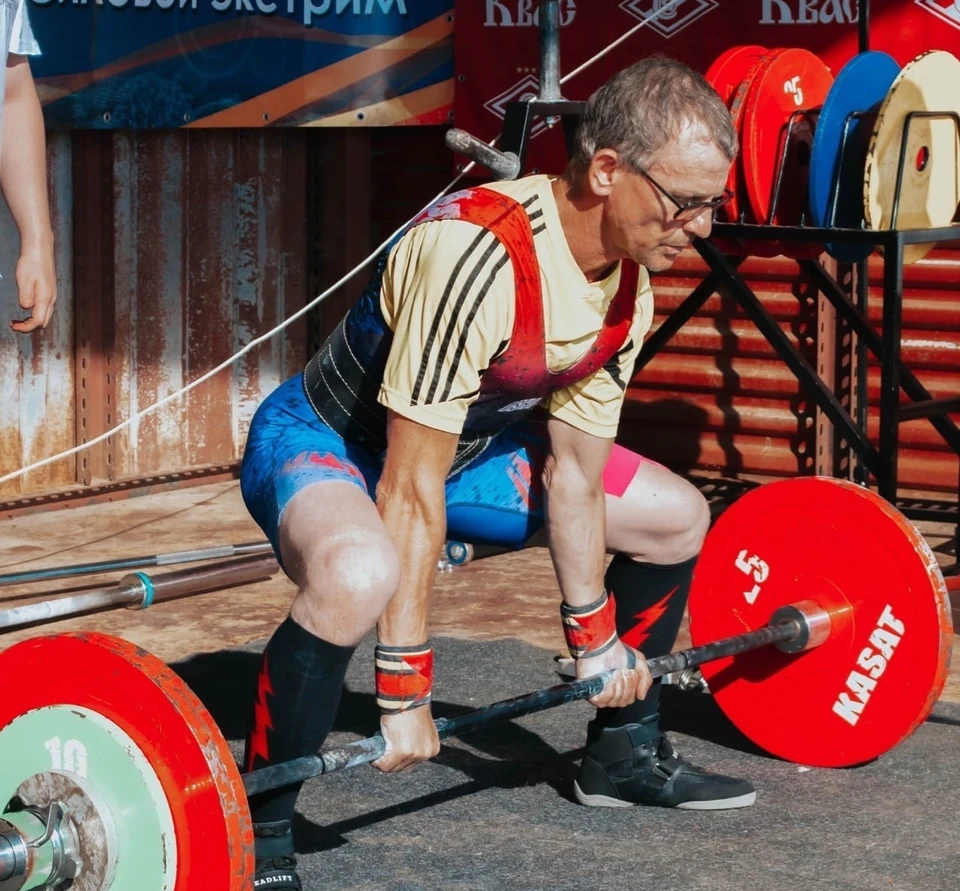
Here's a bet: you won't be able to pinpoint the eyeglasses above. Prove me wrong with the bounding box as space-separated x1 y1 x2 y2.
638 168 734 222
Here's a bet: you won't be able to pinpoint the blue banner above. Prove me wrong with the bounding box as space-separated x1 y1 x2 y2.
27 0 454 128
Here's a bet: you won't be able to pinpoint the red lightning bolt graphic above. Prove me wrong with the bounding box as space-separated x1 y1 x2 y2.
246 655 274 772
620 585 679 651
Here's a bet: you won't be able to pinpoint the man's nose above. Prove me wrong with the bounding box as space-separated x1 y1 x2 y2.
682 207 714 239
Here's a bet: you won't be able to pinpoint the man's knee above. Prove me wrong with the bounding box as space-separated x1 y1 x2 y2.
296 533 401 635
661 480 710 562
615 473 710 564
684 485 711 557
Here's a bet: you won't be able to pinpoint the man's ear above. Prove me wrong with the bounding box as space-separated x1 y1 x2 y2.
587 149 620 198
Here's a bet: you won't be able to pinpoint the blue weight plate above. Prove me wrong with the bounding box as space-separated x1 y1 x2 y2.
808 51 900 261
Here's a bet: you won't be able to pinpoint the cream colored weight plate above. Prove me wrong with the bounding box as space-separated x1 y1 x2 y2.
864 50 960 264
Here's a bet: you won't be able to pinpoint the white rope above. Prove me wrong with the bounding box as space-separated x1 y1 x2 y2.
1 6 668 486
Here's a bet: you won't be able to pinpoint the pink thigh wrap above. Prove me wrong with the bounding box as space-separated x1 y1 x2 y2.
602 444 661 499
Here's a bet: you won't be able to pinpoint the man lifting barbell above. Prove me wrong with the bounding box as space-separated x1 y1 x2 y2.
239 56 744 889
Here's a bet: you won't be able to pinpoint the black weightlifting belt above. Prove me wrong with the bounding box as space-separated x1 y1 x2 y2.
302 321 495 476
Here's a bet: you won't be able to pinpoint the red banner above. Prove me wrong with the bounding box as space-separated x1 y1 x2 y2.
453 0 960 175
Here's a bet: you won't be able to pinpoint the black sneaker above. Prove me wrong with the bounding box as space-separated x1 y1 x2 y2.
574 723 756 810
253 820 302 889
254 856 302 889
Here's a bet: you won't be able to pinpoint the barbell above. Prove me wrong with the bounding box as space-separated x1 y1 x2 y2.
0 555 279 631
0 477 953 891
0 542 274 589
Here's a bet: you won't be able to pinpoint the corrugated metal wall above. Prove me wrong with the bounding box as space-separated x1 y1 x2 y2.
864 249 960 492
621 252 820 479
0 131 75 498
622 247 960 495
0 129 308 501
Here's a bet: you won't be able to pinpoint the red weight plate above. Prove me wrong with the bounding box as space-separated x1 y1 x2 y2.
0 633 255 890
705 45 770 256
741 49 834 259
706 45 769 106
720 50 787 257
723 50 777 229
688 477 953 768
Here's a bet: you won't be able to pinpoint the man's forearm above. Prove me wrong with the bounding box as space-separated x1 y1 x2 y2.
375 487 446 645
1 70 53 250
545 467 608 608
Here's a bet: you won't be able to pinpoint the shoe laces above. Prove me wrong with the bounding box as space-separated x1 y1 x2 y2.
652 735 710 776
257 855 297 873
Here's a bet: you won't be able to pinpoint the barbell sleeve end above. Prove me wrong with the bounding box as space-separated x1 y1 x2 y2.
444 128 522 181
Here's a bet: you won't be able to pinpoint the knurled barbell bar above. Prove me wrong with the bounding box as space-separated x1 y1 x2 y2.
0 554 279 632
0 477 953 891
242 601 828 794
0 542 274 589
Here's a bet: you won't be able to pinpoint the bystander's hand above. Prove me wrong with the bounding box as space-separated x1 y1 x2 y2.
10 243 56 333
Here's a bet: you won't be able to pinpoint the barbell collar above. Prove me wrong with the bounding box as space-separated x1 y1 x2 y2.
119 553 279 609
243 615 805 797
0 811 48 891
770 600 833 654
0 821 26 888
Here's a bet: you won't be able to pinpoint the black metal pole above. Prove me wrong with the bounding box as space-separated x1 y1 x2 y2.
539 0 562 101
801 259 960 454
242 621 799 796
632 270 733 376
855 259 869 485
859 0 869 53
696 238 881 476
877 236 904 502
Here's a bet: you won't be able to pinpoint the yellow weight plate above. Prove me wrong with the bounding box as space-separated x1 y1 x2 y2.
864 50 960 264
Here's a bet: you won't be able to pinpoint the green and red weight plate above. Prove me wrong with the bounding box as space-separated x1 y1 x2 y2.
0 633 254 891
689 476 953 768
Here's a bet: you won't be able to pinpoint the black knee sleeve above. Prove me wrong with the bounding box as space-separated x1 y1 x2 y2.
596 552 696 730
245 617 355 828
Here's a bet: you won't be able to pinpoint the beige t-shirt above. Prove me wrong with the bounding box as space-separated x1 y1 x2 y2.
378 175 655 439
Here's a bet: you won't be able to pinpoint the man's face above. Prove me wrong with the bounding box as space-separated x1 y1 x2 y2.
598 123 733 272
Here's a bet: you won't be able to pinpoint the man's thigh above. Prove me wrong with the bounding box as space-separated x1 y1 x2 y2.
444 423 551 548
240 375 382 558
604 452 709 563
444 422 666 550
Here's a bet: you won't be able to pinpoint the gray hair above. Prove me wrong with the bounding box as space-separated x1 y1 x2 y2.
567 56 737 176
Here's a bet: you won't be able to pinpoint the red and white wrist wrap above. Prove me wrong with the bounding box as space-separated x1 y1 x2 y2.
374 643 434 714
561 591 619 660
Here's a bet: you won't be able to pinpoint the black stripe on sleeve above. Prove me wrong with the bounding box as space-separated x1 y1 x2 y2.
410 227 494 403
423 238 507 404
438 252 512 402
